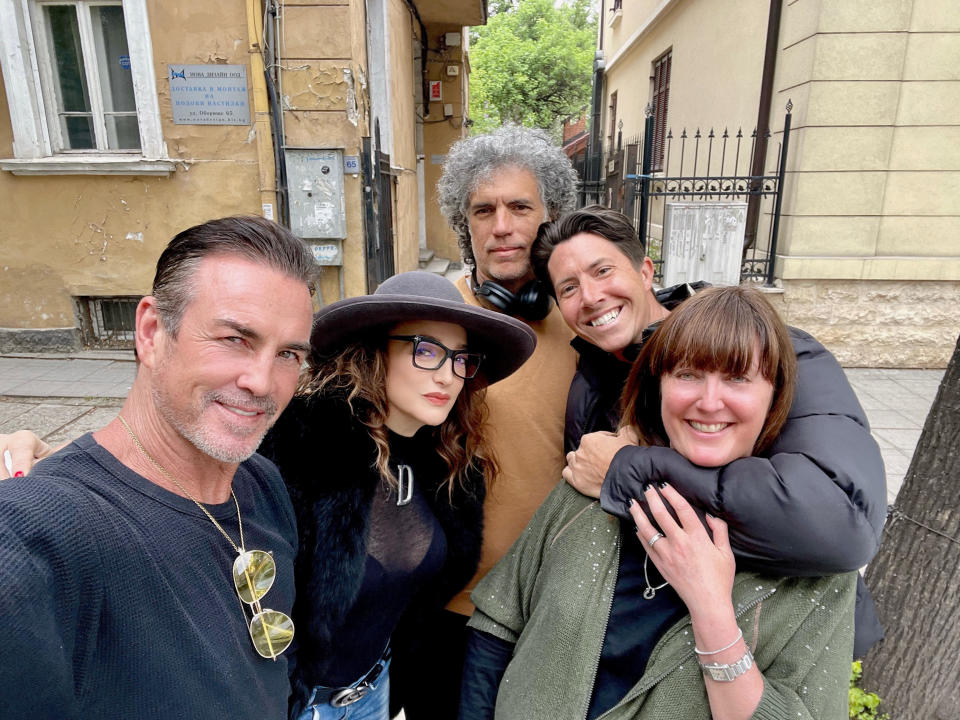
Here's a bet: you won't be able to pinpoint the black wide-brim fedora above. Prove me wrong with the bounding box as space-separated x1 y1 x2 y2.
310 271 537 386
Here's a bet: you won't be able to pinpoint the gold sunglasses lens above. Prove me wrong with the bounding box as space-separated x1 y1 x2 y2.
249 610 295 659
233 550 276 604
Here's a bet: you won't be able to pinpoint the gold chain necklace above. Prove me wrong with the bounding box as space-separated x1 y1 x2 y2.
117 415 245 553
117 415 296 661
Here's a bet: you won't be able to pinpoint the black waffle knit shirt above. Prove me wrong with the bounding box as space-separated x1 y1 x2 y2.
0 433 298 720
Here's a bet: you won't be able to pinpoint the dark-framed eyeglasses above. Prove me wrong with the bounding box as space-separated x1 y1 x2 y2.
388 335 485 379
233 550 295 660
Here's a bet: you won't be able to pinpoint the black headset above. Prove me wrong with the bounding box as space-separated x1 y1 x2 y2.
473 277 553 321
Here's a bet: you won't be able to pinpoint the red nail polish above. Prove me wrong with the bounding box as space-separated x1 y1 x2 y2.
13 471 24 478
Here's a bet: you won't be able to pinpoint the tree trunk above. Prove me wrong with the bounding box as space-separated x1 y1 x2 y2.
862 334 960 719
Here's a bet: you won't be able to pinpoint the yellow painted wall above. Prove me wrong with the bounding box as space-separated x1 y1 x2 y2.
387 0 420 276
423 26 469 264
278 0 370 303
0 0 265 332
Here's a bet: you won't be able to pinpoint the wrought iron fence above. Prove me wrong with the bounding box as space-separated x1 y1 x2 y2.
573 103 793 286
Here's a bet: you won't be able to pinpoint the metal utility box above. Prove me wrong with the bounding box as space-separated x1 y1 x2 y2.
285 149 347 241
661 202 747 287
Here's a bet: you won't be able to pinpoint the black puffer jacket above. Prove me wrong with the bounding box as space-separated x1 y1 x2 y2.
566 284 887 657
258 390 485 711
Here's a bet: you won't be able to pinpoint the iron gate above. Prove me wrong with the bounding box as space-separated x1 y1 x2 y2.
574 102 793 286
361 121 396 291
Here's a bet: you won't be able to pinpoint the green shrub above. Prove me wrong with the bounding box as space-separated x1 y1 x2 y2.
849 661 890 720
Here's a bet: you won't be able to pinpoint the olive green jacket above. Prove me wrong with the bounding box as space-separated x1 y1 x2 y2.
468 481 857 720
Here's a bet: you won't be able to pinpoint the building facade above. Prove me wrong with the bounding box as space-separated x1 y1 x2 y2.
593 0 959 367
0 0 478 351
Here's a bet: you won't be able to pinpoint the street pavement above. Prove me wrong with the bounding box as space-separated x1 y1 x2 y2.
0 351 946 503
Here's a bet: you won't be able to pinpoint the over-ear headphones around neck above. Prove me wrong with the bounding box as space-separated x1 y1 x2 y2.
473 276 553 321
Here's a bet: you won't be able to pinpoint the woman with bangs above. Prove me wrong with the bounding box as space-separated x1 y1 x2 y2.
460 286 857 720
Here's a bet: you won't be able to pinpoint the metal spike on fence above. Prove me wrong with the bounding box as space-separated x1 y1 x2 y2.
693 129 701 178
679 129 687 178
720 128 729 179
665 130 673 174
734 128 743 176
706 128 715 177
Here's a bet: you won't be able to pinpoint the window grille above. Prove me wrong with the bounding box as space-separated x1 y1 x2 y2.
77 296 139 348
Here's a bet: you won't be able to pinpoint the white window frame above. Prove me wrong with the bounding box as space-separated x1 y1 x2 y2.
0 0 172 175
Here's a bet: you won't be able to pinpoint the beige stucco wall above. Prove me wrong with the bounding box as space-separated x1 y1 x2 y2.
773 0 960 282
423 27 469 264
767 0 960 367
601 0 770 252
0 0 266 336
600 0 960 367
603 0 767 152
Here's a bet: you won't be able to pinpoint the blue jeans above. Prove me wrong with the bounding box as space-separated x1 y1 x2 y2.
296 658 391 720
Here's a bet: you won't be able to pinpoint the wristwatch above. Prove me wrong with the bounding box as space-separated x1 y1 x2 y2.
699 648 754 682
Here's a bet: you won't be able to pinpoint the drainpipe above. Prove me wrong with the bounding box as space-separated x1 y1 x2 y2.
744 0 783 250
587 54 605 200
262 1 290 226
245 0 279 221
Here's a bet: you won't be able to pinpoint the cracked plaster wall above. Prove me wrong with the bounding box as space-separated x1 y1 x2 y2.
0 0 264 332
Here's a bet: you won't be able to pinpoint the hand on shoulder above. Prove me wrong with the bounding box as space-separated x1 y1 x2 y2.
1 430 54 480
562 427 638 499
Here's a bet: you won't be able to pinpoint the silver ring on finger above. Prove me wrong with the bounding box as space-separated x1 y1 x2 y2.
648 532 664 549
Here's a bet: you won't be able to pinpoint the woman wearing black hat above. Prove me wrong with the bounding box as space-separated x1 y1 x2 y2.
259 271 536 720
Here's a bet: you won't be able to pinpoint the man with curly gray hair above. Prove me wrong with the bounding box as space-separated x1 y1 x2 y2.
392 128 580 720
437 125 579 284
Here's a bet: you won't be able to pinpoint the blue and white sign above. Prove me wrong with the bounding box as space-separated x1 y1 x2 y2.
119 54 130 69
168 64 250 125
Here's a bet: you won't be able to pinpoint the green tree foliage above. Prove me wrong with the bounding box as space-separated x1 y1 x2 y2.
469 0 597 135
849 662 890 720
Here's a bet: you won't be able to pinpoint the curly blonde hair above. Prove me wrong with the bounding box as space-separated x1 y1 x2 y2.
299 338 498 497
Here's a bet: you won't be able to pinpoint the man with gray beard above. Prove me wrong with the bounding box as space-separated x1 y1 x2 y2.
0 216 315 719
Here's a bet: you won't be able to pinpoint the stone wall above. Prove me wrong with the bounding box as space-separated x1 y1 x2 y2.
770 279 960 368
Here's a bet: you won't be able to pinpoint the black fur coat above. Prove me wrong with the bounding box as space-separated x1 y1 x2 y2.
258 390 485 709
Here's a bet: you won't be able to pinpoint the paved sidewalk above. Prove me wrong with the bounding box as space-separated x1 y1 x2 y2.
842 368 944 502
0 352 946 500
0 352 134 447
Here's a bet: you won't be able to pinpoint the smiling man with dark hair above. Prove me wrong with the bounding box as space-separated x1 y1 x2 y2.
0 216 316 719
